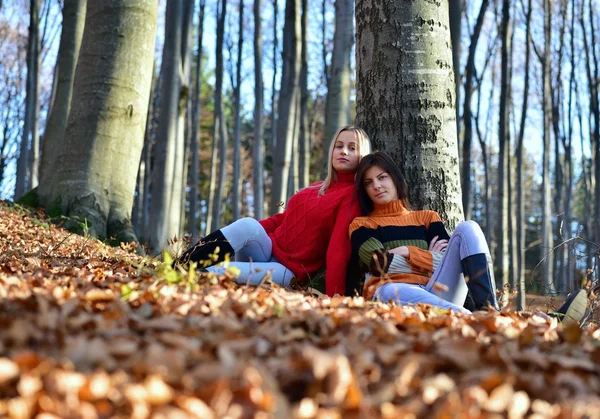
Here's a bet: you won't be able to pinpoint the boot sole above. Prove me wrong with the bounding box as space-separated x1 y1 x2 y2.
562 290 588 324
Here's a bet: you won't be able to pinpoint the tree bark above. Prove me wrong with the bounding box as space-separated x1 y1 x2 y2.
188 0 206 238
232 0 244 220
42 0 158 244
270 0 301 215
298 0 309 189
253 0 265 219
461 0 488 220
516 0 532 310
541 0 555 294
38 0 86 202
496 0 511 301
355 0 463 228
149 0 194 252
206 0 227 232
323 0 352 159
15 0 41 199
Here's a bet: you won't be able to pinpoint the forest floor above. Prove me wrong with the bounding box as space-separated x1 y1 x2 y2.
0 200 599 419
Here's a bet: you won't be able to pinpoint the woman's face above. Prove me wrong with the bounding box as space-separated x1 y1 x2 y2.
362 165 399 205
331 131 360 173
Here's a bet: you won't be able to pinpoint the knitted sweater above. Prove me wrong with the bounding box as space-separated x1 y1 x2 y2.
348 200 450 299
259 172 359 296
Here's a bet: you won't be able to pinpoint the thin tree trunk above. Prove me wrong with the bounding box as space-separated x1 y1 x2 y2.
207 0 228 232
188 0 206 238
42 0 158 243
323 0 352 160
355 0 463 227
270 0 278 155
15 0 41 199
298 0 309 189
461 0 488 220
149 0 194 252
516 0 532 310
449 0 461 141
541 0 555 295
232 0 244 220
270 0 301 215
253 0 265 219
38 0 86 201
496 0 511 302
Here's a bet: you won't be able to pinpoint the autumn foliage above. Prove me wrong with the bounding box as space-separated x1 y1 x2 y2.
0 201 599 418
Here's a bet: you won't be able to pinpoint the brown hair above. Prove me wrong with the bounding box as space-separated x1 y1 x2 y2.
355 151 410 215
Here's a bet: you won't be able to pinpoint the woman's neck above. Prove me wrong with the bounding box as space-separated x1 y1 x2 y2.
372 200 408 216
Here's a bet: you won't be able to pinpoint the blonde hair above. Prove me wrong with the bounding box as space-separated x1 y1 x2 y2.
318 125 372 195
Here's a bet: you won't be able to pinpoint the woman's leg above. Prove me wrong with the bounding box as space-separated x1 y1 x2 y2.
425 220 497 309
374 283 471 314
177 218 272 267
206 260 296 287
221 217 273 262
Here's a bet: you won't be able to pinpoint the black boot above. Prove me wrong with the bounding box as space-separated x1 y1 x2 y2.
174 230 234 268
461 253 500 311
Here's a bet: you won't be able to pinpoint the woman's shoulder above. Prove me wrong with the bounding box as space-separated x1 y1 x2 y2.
349 215 380 234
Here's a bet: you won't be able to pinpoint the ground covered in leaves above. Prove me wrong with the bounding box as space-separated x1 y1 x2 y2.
1 201 600 419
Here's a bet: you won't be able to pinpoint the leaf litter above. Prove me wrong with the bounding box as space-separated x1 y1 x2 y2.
0 201 599 418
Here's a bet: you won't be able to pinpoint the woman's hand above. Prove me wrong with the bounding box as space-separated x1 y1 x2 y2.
429 235 448 252
389 246 409 258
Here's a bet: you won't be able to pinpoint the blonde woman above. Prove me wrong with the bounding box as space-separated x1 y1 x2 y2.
176 125 372 296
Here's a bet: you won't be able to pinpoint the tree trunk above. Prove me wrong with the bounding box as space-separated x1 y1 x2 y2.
42 0 158 244
15 0 41 199
449 0 461 141
323 0 352 159
496 0 511 302
38 0 86 201
298 0 309 189
253 0 265 219
541 0 555 295
270 0 301 215
188 0 206 238
206 0 227 232
232 0 244 220
270 0 278 156
355 0 463 228
516 0 532 310
149 0 194 252
461 0 488 220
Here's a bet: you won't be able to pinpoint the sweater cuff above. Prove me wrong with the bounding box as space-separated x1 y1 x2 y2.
388 254 412 274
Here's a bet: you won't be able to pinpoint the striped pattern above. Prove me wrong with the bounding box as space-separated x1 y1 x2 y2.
348 200 450 299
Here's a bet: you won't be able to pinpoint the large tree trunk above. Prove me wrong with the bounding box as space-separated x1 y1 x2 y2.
496 0 511 302
38 0 86 202
270 0 301 215
232 0 244 220
541 0 555 295
355 0 463 228
461 0 488 220
42 0 157 243
516 0 532 310
15 0 41 200
149 0 194 252
188 0 206 238
322 0 352 157
253 0 265 219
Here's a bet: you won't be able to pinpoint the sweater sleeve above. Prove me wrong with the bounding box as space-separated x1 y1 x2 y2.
349 223 385 269
258 211 285 234
325 198 360 296
405 211 449 274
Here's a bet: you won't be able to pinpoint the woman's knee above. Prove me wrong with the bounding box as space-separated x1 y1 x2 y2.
455 220 486 241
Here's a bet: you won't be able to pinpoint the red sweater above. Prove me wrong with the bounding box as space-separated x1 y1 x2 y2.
259 172 359 296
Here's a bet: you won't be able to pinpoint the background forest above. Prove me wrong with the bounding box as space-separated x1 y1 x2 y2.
0 0 599 309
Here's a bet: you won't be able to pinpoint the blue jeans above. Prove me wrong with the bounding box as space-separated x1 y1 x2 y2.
374 221 491 314
205 218 296 286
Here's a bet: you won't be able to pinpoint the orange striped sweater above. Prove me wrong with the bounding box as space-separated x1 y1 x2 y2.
348 200 450 300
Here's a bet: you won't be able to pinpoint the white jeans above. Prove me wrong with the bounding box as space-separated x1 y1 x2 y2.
205 218 296 286
374 221 490 314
